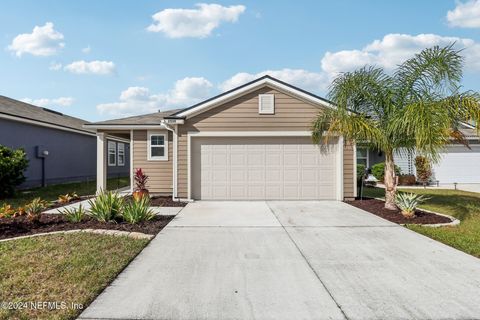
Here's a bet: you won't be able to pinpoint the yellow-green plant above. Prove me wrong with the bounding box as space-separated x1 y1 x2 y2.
0 204 15 218
58 192 80 204
395 193 429 219
121 196 155 224
25 198 49 222
88 190 123 222
62 204 86 223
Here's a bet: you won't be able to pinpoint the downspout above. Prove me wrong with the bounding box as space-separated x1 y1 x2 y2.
161 121 178 200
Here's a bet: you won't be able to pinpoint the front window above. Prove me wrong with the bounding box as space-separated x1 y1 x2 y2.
357 147 368 167
108 141 116 166
148 132 168 161
117 143 125 166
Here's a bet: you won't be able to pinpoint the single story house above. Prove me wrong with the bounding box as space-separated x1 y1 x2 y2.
0 95 130 188
85 75 356 201
357 122 480 184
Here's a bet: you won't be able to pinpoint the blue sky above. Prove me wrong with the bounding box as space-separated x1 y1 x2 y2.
1 0 480 121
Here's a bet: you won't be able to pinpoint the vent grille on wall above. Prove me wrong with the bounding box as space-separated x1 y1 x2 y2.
258 94 275 114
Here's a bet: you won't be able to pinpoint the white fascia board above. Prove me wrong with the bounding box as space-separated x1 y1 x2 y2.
188 131 312 137
0 113 96 137
175 78 335 119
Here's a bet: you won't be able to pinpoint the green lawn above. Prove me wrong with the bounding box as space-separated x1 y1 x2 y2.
0 233 148 320
0 176 130 208
363 187 480 258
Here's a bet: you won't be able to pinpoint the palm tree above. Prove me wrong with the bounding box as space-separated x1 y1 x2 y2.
312 44 480 210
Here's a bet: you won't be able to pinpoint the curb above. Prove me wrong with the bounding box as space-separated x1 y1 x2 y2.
0 229 154 243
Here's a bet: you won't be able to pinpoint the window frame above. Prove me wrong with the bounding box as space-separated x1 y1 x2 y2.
107 141 116 166
147 131 168 161
258 94 275 115
356 147 369 167
117 142 125 166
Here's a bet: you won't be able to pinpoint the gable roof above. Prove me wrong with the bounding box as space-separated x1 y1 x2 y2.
166 75 335 119
0 95 95 136
86 75 334 128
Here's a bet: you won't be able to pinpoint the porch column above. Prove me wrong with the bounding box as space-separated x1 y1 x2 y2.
96 132 107 193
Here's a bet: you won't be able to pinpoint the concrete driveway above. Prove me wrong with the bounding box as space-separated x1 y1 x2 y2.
80 201 480 320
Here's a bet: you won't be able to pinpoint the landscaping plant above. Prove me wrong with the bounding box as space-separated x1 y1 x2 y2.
415 156 432 185
122 196 155 224
88 190 123 222
25 198 49 222
132 168 149 201
312 44 480 210
58 192 80 204
371 162 401 182
0 145 29 198
0 204 15 218
63 204 86 223
395 192 429 219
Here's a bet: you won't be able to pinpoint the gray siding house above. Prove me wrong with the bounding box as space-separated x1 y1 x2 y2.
0 95 130 189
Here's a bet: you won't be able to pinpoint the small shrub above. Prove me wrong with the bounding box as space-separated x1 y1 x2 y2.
398 174 416 186
63 204 86 223
0 145 29 198
88 190 123 222
14 206 26 218
356 164 366 180
0 204 15 218
371 162 401 181
25 198 49 222
133 168 150 201
121 197 155 224
395 193 429 219
58 192 80 204
415 156 432 184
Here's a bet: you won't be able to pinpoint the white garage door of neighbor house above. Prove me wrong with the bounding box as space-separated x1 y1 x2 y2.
433 145 480 184
191 137 339 200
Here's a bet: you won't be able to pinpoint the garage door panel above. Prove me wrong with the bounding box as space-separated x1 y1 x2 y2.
433 146 480 184
192 137 338 200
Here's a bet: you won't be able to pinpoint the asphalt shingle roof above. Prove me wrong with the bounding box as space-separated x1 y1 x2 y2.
86 109 182 126
0 95 94 134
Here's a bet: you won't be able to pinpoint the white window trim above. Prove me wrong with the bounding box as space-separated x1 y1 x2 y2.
117 142 125 166
107 141 116 166
147 131 168 161
357 147 369 167
258 94 275 114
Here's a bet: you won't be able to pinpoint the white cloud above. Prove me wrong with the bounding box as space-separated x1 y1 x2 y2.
447 0 480 28
320 33 480 79
82 46 91 54
219 69 328 92
64 60 116 75
22 97 74 108
49 62 62 71
8 22 64 57
147 3 246 38
97 77 213 117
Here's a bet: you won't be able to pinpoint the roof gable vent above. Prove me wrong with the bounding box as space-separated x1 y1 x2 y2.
258 94 274 114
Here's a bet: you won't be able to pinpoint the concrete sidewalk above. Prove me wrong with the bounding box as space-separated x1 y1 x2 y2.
79 201 480 320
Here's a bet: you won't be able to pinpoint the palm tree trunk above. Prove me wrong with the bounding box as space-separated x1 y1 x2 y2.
384 151 398 210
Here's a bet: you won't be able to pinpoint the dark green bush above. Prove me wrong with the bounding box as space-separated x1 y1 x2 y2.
371 162 401 181
0 145 29 198
356 164 366 180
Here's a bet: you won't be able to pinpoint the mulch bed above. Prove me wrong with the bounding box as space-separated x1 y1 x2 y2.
346 199 452 225
123 195 187 207
0 214 174 240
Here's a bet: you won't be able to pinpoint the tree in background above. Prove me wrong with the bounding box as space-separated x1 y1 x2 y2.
312 44 480 210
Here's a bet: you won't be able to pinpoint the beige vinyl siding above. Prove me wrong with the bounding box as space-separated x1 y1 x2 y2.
133 130 173 194
343 141 355 199
176 86 355 199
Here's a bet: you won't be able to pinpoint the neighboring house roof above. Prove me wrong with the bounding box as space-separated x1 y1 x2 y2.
86 75 335 128
0 95 95 136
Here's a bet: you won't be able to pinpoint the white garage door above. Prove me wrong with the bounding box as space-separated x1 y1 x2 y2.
191 137 339 200
433 145 480 184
